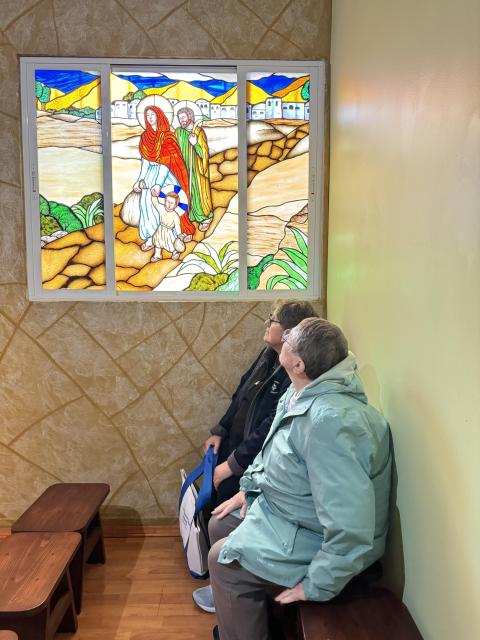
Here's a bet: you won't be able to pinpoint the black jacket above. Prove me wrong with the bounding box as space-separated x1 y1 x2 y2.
211 347 290 475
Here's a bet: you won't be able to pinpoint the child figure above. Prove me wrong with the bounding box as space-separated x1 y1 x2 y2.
150 190 186 262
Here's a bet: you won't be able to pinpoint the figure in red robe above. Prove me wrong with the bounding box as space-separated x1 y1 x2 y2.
133 106 195 249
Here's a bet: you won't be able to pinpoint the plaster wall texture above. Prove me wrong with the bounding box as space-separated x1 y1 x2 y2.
0 0 329 525
329 1 480 637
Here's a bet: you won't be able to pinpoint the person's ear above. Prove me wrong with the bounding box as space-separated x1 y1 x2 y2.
295 357 305 375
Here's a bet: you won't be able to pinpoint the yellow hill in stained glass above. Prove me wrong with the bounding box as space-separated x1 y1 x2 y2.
110 74 138 101
279 86 308 103
37 87 64 110
273 76 309 99
160 81 214 102
143 84 176 97
211 86 238 106
246 82 271 105
50 87 64 100
46 79 100 111
217 83 270 106
72 82 102 109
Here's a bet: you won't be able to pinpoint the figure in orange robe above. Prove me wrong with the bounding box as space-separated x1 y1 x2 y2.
133 106 195 248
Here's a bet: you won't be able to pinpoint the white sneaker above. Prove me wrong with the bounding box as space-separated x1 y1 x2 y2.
192 584 216 613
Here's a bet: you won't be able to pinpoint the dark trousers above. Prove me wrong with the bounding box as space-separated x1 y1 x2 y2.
208 514 274 640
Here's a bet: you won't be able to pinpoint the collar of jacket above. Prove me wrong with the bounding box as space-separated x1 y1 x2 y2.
274 351 365 420
261 345 281 369
243 361 289 426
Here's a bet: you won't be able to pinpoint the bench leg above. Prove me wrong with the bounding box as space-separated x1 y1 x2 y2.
45 570 78 639
89 530 106 564
0 611 47 640
57 569 78 634
87 512 106 564
69 543 85 614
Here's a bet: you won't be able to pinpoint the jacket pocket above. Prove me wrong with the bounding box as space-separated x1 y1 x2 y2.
270 513 299 555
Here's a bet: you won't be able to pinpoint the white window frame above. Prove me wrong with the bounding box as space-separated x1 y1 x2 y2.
21 57 326 302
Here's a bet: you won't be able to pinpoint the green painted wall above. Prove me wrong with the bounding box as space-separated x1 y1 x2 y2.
328 2 480 637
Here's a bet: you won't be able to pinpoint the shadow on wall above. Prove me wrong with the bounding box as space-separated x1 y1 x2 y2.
359 364 383 414
100 505 179 527
359 364 405 598
101 505 146 526
382 453 405 599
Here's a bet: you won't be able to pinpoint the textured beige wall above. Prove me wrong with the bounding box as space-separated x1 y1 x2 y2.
0 0 329 526
329 1 480 637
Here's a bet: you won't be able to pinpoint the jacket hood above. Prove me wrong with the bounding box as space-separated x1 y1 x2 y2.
296 351 368 405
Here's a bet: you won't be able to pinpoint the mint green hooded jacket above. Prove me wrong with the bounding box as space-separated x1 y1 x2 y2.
217 353 392 601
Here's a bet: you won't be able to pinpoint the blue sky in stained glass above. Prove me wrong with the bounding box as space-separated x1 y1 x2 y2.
35 70 98 92
35 70 308 98
249 73 309 95
115 73 235 97
252 75 295 94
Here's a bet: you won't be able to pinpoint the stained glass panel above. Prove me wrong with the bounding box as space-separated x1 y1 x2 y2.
36 69 105 290
110 70 239 292
246 72 310 291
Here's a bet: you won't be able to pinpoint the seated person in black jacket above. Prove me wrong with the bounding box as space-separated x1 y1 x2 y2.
193 300 318 613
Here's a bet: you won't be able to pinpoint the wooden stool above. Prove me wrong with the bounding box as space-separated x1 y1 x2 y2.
0 532 80 640
11 483 110 614
297 588 422 640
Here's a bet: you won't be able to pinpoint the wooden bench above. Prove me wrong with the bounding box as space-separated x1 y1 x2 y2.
296 588 422 639
272 587 422 640
0 532 80 640
11 483 110 614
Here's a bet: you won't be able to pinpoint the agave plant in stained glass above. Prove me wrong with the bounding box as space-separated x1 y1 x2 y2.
246 72 310 290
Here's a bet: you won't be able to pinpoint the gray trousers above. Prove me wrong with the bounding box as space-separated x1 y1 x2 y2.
208 514 274 640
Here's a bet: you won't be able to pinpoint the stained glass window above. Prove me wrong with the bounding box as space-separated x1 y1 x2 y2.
22 60 323 300
110 70 238 292
246 72 310 291
35 69 105 290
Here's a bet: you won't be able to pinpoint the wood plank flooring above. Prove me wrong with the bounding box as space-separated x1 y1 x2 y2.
59 536 216 640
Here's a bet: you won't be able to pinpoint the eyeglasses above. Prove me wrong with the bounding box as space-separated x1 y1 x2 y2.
266 314 281 327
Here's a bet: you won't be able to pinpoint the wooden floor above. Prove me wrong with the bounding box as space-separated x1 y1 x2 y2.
59 537 216 640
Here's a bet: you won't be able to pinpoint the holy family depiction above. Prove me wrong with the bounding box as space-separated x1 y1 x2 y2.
126 104 213 262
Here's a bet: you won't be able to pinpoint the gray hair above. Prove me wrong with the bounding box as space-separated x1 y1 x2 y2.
178 107 195 122
290 318 348 379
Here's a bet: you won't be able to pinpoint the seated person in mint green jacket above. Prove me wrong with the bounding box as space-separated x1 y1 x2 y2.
208 318 392 640
193 301 318 614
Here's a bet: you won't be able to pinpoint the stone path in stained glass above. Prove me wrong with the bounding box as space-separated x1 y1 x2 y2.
40 121 309 291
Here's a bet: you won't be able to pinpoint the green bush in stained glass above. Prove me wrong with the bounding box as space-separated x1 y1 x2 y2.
39 195 82 233
49 202 83 233
35 81 51 110
40 214 61 236
301 80 310 101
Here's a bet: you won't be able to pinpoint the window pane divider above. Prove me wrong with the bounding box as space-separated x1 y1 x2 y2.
100 64 116 297
309 65 322 299
237 65 247 296
21 61 41 298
